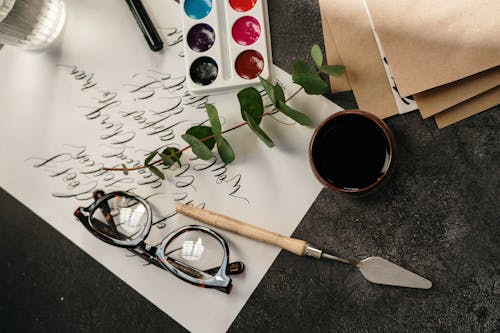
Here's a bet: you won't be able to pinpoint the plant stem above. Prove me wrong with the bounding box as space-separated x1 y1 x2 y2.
103 85 305 172
284 86 304 103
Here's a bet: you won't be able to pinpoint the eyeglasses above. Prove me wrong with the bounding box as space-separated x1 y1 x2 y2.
74 190 244 293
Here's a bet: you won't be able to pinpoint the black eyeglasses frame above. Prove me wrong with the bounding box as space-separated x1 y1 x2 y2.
74 190 242 293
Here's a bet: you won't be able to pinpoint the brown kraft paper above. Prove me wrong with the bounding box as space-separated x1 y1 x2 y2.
415 66 500 118
319 3 352 93
319 0 399 119
434 86 500 128
365 0 500 97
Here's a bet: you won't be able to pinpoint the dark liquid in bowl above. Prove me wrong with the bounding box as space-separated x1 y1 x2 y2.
312 113 390 190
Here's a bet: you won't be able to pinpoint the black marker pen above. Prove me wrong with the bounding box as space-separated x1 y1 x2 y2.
125 0 164 52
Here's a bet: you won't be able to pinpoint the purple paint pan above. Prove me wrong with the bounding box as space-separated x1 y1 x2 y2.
180 0 272 95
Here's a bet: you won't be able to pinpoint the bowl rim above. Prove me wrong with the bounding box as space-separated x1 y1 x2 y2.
308 109 395 194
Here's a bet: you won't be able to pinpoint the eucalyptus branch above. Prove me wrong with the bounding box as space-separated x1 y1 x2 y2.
103 87 304 172
103 86 306 173
103 44 345 180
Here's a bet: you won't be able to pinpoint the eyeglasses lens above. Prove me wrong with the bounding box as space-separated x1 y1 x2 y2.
90 194 149 241
164 230 225 279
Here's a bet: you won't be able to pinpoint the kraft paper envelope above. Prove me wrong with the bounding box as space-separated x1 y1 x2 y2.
415 66 500 118
434 86 500 128
321 24 499 121
319 0 399 119
366 0 500 97
319 0 499 126
319 5 351 93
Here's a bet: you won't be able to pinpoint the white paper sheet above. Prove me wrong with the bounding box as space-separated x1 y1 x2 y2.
0 0 342 331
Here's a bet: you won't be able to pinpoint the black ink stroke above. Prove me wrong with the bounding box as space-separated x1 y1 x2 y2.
31 64 249 205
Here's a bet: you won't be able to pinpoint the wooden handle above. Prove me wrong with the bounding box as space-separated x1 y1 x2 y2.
176 204 308 256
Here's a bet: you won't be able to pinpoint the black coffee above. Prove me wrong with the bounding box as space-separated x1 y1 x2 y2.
312 113 390 190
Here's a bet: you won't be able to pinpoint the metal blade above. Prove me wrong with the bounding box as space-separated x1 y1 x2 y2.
358 257 432 289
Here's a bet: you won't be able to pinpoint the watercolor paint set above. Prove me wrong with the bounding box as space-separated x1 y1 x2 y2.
179 0 272 95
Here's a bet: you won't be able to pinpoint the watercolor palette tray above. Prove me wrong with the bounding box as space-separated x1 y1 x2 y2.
180 0 272 95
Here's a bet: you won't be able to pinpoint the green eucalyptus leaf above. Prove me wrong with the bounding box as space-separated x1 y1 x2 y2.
277 100 313 126
216 137 235 164
159 153 177 168
161 147 182 166
205 104 235 164
122 164 129 175
205 103 222 136
238 87 264 125
144 150 158 166
292 72 328 95
320 64 346 77
186 125 215 150
181 133 213 160
292 61 316 76
244 111 274 148
149 165 165 180
273 83 286 104
259 76 276 105
311 44 323 68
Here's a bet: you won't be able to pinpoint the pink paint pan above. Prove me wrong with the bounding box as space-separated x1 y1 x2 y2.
180 0 272 95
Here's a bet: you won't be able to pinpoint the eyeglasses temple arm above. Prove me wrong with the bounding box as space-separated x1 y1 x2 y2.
205 261 245 275
165 258 245 277
128 248 164 269
134 243 244 276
